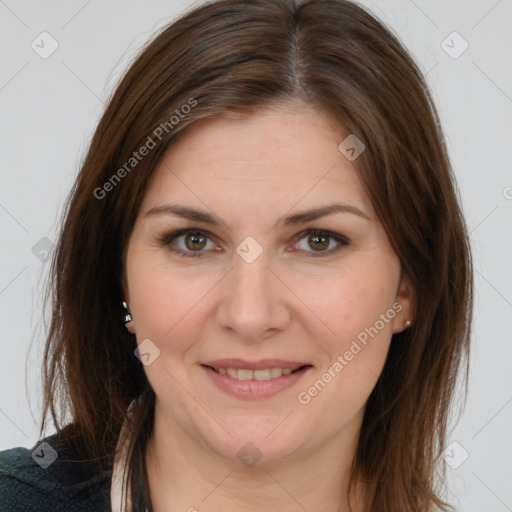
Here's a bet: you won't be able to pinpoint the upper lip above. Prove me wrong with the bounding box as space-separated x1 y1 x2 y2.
201 358 312 370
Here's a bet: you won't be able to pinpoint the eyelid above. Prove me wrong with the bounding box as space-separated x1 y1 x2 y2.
158 227 350 257
160 227 217 246
159 228 220 257
290 229 350 257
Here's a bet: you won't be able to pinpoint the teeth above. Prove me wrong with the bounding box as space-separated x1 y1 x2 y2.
227 368 238 379
212 366 302 380
270 367 283 378
237 369 253 380
254 369 271 380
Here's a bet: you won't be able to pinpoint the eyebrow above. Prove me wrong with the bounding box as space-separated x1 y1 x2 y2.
144 202 373 226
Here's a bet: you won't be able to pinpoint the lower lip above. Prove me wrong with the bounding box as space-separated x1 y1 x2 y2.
201 365 312 399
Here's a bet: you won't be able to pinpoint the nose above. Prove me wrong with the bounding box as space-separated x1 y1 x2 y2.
215 249 292 343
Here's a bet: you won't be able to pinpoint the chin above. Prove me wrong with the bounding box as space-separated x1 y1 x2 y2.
198 419 302 466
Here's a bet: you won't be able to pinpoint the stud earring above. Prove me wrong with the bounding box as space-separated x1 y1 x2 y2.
122 301 133 325
404 320 411 328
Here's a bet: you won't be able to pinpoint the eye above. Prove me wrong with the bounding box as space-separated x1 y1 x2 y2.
158 228 349 258
292 229 349 257
159 229 219 257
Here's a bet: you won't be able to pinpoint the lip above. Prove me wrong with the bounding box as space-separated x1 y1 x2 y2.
201 358 311 370
201 363 313 399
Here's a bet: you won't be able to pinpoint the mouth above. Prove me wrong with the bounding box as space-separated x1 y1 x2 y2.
202 364 312 381
200 360 313 399
200 357 314 400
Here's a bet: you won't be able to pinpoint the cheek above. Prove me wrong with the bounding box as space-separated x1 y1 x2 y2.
294 271 397 421
311 262 397 338
127 255 216 351
302 256 399 380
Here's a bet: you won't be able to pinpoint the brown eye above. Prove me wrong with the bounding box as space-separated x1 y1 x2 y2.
294 229 349 257
308 233 329 251
159 228 218 258
185 232 207 251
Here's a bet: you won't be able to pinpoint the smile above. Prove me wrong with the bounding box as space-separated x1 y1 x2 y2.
201 364 313 399
206 365 309 380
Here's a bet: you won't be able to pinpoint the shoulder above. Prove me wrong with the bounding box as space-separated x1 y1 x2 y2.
0 431 112 512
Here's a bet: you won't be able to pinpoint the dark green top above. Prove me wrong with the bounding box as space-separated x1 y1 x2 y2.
0 432 112 511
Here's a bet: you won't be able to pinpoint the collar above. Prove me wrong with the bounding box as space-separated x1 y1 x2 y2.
110 397 141 512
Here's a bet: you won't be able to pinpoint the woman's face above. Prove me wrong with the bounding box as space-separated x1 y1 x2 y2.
123 102 413 466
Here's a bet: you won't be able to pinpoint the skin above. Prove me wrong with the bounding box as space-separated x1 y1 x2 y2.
122 101 414 512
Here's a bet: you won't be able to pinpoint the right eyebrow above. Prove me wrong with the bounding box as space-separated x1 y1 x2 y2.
144 204 222 225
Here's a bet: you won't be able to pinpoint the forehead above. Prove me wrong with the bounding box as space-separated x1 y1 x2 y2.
141 103 372 215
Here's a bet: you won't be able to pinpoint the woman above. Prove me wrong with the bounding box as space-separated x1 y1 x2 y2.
0 0 473 510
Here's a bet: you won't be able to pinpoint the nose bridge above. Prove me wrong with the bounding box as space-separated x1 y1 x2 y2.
233 250 270 302
217 244 290 339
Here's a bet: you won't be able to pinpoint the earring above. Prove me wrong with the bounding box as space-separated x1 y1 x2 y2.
122 301 133 325
404 320 411 328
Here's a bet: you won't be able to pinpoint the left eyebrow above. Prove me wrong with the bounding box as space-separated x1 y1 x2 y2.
143 202 373 226
280 203 373 225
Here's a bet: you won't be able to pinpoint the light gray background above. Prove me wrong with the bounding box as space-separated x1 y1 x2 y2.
0 1 511 510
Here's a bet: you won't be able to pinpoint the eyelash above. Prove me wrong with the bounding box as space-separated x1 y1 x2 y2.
157 228 350 258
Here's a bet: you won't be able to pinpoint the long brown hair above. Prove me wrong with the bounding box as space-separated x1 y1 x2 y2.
41 0 473 510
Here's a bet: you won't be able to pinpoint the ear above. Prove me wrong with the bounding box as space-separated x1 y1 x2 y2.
392 273 415 334
125 319 136 335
